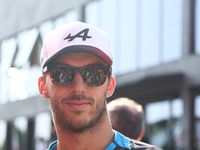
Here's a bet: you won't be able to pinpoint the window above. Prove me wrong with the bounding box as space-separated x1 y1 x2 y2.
39 20 54 40
195 95 200 149
29 35 43 66
146 100 170 148
146 99 183 149
14 28 39 68
85 0 100 28
63 9 79 24
162 0 182 63
140 0 160 69
85 0 183 75
0 38 17 104
171 98 183 149
195 0 200 54
118 0 138 74
54 16 65 28
85 0 118 74
8 68 30 101
54 9 79 29
100 0 118 75
35 112 51 145
1 38 17 72
5 28 41 101
12 116 28 150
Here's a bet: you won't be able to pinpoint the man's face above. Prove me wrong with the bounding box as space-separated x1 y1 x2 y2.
42 52 115 132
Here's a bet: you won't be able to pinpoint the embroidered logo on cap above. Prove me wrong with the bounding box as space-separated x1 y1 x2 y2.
64 28 92 42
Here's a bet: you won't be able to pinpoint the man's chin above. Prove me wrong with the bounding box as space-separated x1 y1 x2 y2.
63 119 95 133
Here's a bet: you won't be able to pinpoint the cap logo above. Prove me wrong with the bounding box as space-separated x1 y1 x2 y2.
64 28 92 42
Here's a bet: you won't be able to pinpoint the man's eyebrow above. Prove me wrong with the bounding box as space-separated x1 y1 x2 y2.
51 62 69 66
50 62 107 67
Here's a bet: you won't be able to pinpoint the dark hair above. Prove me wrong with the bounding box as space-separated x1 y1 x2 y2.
108 98 145 139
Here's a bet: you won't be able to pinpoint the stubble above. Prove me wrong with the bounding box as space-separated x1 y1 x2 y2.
49 90 107 134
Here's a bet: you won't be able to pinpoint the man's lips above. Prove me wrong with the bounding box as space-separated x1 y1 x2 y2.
65 100 90 110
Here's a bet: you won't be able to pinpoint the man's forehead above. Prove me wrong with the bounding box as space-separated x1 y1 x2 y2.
50 52 108 66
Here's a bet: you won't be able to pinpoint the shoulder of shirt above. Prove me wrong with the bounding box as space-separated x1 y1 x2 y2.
129 139 163 150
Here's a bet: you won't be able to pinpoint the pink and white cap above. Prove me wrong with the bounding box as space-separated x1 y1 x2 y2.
40 21 113 72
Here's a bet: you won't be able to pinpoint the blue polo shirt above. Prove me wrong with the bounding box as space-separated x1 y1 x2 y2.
48 130 131 150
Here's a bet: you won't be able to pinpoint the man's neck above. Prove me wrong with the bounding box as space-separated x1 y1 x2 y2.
55 117 115 150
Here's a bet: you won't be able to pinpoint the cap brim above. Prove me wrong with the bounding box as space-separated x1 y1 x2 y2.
43 45 112 68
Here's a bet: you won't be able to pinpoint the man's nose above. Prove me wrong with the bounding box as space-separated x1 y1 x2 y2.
69 72 86 94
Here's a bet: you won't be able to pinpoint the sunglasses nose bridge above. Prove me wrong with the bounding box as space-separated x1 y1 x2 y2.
74 67 85 80
74 68 81 75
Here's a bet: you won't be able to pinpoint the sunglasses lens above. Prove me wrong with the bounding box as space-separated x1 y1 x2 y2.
50 66 74 85
82 67 107 86
49 65 108 86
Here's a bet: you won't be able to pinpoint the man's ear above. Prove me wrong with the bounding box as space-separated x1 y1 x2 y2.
38 76 49 99
137 129 145 141
106 76 116 98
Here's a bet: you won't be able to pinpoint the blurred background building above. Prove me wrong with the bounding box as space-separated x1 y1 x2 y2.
0 0 200 149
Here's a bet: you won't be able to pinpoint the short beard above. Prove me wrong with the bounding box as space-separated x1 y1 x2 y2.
49 91 107 134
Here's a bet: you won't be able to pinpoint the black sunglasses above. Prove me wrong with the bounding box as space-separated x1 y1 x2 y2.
46 64 111 86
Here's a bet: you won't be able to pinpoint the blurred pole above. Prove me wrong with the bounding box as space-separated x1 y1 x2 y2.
182 0 195 148
182 0 195 57
27 118 35 150
5 121 12 150
181 83 195 150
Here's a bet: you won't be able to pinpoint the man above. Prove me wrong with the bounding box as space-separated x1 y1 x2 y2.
38 21 162 150
107 97 145 141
